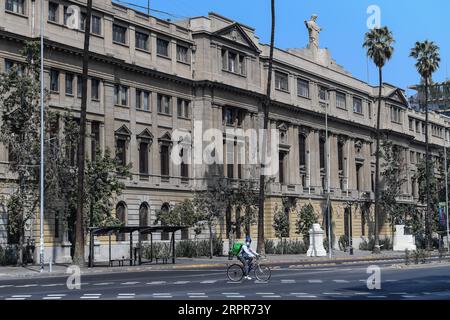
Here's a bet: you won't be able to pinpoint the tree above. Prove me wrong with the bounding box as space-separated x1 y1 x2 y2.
257 0 276 255
86 148 131 228
230 180 259 238
410 40 441 250
74 0 94 266
154 199 202 230
363 26 395 254
272 209 289 254
0 41 47 265
380 139 408 236
295 203 317 245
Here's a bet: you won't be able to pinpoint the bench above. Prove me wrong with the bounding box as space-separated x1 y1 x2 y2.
109 258 133 267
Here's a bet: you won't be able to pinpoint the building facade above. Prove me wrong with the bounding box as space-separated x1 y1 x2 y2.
0 0 449 262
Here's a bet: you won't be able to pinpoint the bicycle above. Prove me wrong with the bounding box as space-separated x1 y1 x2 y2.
227 255 271 282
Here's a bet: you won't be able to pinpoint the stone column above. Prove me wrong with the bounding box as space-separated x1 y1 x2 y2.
329 134 340 190
347 138 356 196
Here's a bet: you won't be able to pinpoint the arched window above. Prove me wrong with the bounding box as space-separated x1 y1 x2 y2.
161 203 170 240
116 202 126 241
139 203 149 241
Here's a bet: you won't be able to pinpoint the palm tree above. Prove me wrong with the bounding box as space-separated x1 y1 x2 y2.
257 0 276 255
363 27 394 254
73 0 93 266
410 40 440 251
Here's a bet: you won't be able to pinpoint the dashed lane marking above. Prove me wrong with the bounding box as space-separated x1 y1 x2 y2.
333 280 349 283
354 292 371 295
43 296 62 300
12 295 31 298
80 294 101 299
281 280 296 283
93 282 114 286
308 280 323 283
401 295 418 298
226 295 245 298
261 295 281 298
121 281 140 285
200 280 217 284
41 283 64 287
5 297 26 300
368 295 387 298
146 281 166 285
0 285 13 288
16 284 38 288
173 281 190 285
117 293 135 299
296 295 317 298
323 292 342 295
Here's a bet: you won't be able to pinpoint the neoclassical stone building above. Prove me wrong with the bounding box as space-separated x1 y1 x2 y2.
0 0 448 262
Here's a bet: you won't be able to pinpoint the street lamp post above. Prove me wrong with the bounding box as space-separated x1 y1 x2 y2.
39 0 45 273
323 93 332 258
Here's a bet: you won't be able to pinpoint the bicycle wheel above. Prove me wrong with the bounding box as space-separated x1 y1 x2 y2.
254 264 271 282
227 264 244 282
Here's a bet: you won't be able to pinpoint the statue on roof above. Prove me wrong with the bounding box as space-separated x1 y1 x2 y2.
305 14 322 50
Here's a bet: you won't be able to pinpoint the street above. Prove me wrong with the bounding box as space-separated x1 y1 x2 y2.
1 261 450 300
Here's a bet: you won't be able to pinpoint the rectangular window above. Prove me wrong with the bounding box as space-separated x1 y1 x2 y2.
160 145 169 176
91 15 101 35
157 38 169 57
114 85 128 106
336 92 347 109
136 89 142 110
6 0 25 14
275 71 289 91
297 79 309 98
91 121 100 161
176 44 189 63
177 99 190 118
139 142 149 174
368 102 372 119
180 149 189 179
79 12 86 31
410 151 415 164
157 94 171 115
319 86 328 101
77 75 83 98
113 24 127 44
50 69 59 92
65 73 73 95
91 78 100 100
116 139 126 166
390 105 402 123
226 141 234 179
409 118 414 131
135 31 149 51
353 97 363 114
224 108 233 126
136 90 150 111
228 52 237 73
238 55 246 75
221 49 246 75
48 2 58 22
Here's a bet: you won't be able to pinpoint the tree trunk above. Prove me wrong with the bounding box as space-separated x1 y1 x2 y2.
257 0 275 255
208 222 213 259
424 78 432 251
373 66 383 254
73 0 93 266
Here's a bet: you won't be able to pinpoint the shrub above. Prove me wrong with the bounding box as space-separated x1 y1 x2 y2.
0 245 19 266
338 235 349 251
264 239 276 254
264 239 306 254
359 237 392 251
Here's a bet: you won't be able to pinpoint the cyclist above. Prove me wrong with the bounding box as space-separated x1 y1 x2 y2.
237 235 260 280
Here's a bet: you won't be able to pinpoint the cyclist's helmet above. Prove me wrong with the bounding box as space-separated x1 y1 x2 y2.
245 235 252 243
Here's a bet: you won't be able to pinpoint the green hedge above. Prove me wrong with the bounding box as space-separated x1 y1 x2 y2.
264 239 307 254
359 237 392 251
141 237 224 259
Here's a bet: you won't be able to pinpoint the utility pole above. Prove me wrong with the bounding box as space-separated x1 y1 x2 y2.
445 128 450 253
39 0 45 273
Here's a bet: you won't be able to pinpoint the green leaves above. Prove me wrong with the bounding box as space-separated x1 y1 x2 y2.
363 26 395 68
295 203 317 239
410 40 440 81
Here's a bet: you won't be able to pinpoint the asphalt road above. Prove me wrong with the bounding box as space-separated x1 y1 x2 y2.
1 261 450 300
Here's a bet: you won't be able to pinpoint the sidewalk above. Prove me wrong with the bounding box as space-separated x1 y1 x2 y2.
0 249 445 280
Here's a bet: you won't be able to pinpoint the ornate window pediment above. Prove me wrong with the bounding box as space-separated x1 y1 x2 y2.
158 131 173 152
137 128 153 144
214 23 260 53
115 125 131 141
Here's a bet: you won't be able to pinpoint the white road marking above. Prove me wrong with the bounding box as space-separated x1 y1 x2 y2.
296 295 317 298
256 293 275 295
281 280 296 283
200 280 217 284
323 292 342 295
121 281 140 285
222 293 240 295
93 282 114 286
401 295 418 298
368 295 387 298
6 298 26 300
173 281 190 285
12 295 31 298
118 293 135 296
188 292 206 295
385 280 398 282
226 295 245 298
262 295 281 298
81 294 101 299
0 285 13 288
391 292 408 295
354 292 371 295
333 280 349 283
47 294 66 297
308 280 323 283
189 296 208 298
16 284 38 288
43 296 61 300
41 283 64 287
290 293 309 295
146 281 166 285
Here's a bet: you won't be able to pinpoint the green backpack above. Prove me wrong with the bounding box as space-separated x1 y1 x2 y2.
229 243 243 256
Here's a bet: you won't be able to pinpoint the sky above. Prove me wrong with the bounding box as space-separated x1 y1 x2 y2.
123 0 450 96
